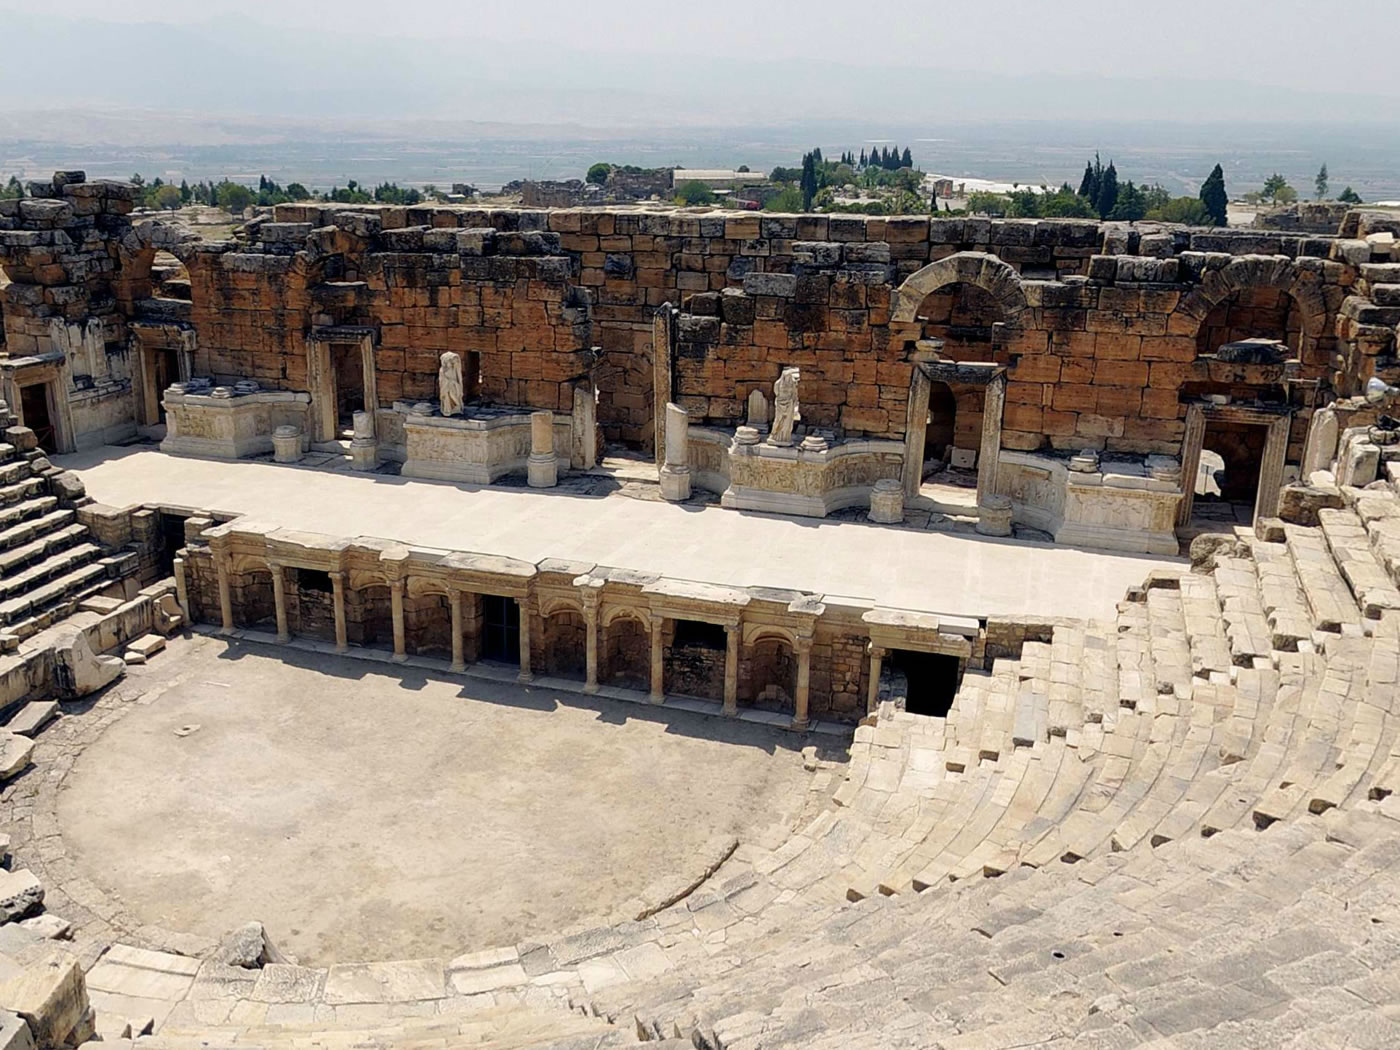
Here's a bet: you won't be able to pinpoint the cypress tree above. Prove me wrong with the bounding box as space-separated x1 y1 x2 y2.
1199 164 1228 226
859 148 866 167
1077 161 1095 199
901 147 913 168
1096 161 1119 219
800 152 818 212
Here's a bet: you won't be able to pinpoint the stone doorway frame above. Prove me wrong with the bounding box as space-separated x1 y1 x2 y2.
902 357 1006 505
1177 401 1291 528
130 324 194 429
1 359 75 454
307 327 378 445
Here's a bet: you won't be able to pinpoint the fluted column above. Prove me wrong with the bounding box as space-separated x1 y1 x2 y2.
449 588 465 672
723 622 740 716
866 643 886 714
792 635 813 730
649 615 665 703
330 571 348 652
216 553 234 633
390 579 407 662
269 562 289 643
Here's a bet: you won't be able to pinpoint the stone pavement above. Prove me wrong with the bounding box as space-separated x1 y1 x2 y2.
56 446 1182 623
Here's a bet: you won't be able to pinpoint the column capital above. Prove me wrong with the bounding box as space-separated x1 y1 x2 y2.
794 634 815 655
328 569 346 584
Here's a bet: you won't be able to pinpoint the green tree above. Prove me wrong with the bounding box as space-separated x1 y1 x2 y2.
286 182 310 200
1147 196 1212 225
799 152 818 211
764 186 805 212
0 175 23 200
1077 160 1096 199
152 184 183 210
675 180 717 206
1261 172 1289 203
215 181 254 213
965 191 1008 217
585 162 611 185
1274 184 1297 204
1095 161 1119 219
1338 186 1363 204
901 147 913 168
1143 183 1172 212
1109 180 1146 221
858 148 867 167
1314 163 1329 200
1199 164 1228 225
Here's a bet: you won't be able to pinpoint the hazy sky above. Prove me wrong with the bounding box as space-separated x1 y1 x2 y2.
1 0 1396 125
3 0 1398 89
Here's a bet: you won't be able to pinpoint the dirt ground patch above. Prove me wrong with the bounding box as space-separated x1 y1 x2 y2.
57 637 822 964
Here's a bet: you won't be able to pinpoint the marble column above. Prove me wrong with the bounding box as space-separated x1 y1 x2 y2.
517 595 534 682
449 589 465 672
465 592 483 663
583 593 600 694
269 562 289 643
649 615 665 703
330 571 348 653
390 579 407 662
723 622 740 716
866 644 886 714
792 636 813 731
659 402 692 501
216 554 234 633
173 555 191 625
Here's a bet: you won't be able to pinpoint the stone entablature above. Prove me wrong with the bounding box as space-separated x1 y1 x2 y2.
174 518 993 726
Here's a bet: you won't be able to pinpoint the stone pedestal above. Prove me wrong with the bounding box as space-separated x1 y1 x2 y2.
527 411 558 488
659 402 692 501
272 425 302 464
868 478 904 524
976 493 1014 537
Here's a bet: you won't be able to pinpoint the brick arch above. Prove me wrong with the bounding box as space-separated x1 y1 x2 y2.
891 252 1029 326
1176 255 1328 339
112 219 203 309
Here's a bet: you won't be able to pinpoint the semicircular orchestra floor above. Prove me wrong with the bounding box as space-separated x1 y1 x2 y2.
55 635 824 965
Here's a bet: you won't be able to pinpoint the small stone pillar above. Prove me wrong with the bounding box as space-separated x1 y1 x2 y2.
868 479 904 524
659 403 692 502
649 615 665 703
582 589 601 694
270 562 290 643
723 622 740 716
449 589 465 672
975 493 1014 537
349 411 378 472
527 411 557 488
866 644 886 715
792 636 813 731
272 425 303 464
330 571 348 653
517 595 535 682
390 579 407 662
216 554 234 634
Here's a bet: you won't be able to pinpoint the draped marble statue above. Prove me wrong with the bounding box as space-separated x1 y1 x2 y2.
769 367 801 447
438 351 465 417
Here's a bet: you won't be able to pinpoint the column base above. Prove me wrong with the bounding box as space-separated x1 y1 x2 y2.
583 681 599 694
276 632 291 644
722 704 738 717
450 660 465 673
649 692 665 705
527 454 558 488
219 624 235 635
391 652 408 664
789 718 810 732
335 643 349 654
659 465 691 502
518 670 535 683
349 440 379 472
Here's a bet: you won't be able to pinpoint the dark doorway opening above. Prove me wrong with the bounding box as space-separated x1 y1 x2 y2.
924 381 957 464
157 511 190 577
153 347 181 422
890 649 961 718
481 595 521 665
331 344 365 434
19 383 56 453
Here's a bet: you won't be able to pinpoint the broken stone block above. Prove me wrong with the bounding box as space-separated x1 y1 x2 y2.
1189 533 1248 573
215 921 289 969
0 1010 34 1050
126 634 165 660
0 734 34 782
4 703 56 739
50 628 123 700
154 593 185 635
1278 483 1345 526
3 954 90 1049
16 916 70 942
0 871 44 925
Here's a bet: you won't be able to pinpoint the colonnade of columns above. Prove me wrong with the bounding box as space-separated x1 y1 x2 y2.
213 555 820 728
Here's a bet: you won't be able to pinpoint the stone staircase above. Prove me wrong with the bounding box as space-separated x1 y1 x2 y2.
0 419 134 642
11 434 1400 1049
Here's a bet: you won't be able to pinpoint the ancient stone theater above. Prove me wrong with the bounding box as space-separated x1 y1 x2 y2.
0 170 1397 1047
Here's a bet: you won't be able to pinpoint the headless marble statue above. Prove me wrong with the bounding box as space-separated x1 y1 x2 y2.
438 351 465 417
769 367 800 447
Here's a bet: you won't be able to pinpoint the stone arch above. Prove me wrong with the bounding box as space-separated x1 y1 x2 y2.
743 632 797 711
602 605 651 630
742 623 799 649
113 219 201 309
891 252 1029 327
539 595 584 620
1176 255 1328 342
406 577 451 600
540 603 587 680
